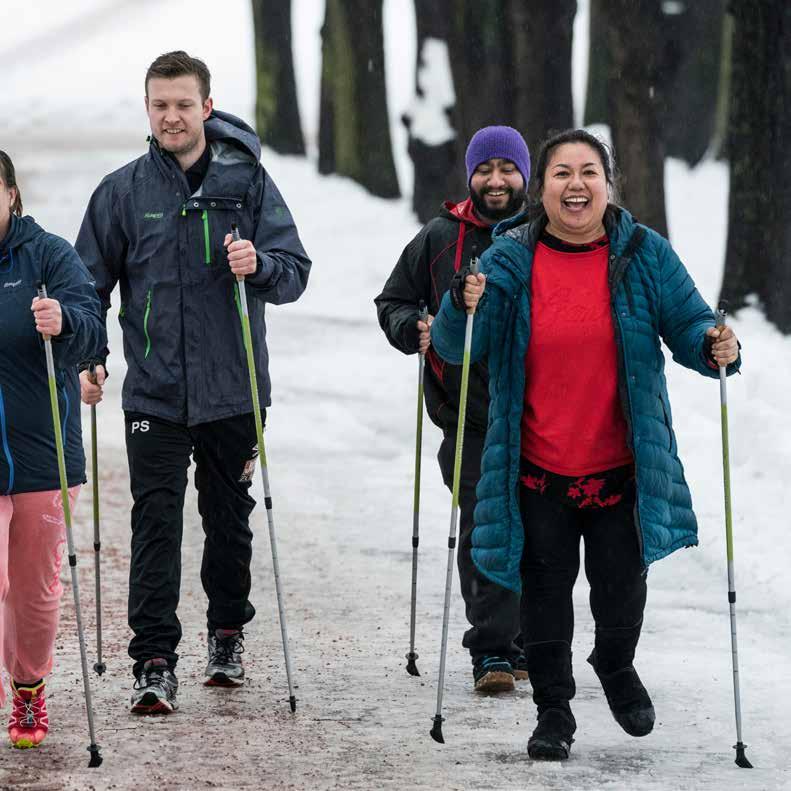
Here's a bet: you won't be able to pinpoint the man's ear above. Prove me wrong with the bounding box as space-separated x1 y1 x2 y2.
203 97 213 120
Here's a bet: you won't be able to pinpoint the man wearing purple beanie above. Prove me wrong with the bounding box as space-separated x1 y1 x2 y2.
376 126 530 692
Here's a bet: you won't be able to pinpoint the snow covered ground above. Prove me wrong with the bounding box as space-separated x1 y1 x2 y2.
1 1 790 789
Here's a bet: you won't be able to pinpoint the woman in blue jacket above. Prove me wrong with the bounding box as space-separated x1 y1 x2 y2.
431 129 741 760
0 151 105 749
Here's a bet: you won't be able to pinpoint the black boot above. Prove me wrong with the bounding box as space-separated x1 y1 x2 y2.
588 650 654 737
525 642 577 760
528 704 576 760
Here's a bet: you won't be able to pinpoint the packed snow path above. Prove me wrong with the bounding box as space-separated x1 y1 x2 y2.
1 136 789 790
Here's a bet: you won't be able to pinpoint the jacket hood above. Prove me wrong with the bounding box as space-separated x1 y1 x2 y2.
204 109 261 162
0 213 44 255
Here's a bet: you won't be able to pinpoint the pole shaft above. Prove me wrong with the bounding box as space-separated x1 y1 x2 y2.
409 347 426 658
433 311 475 721
38 286 100 750
719 361 747 748
236 276 296 705
91 404 103 667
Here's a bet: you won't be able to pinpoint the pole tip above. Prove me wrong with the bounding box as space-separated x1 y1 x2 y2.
405 652 420 676
289 695 297 713
94 661 107 676
88 744 103 767
430 715 445 744
734 743 753 768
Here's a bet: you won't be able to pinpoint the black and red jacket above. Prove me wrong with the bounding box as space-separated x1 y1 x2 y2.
375 198 493 434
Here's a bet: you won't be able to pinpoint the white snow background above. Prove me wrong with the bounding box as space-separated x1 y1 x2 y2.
1 0 789 789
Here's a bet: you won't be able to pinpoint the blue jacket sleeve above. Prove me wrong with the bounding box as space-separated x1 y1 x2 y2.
430 289 490 365
655 234 741 378
43 236 106 370
246 170 311 304
75 177 128 364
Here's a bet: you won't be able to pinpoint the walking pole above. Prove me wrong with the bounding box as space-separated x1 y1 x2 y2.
716 301 752 769
88 363 106 676
37 284 103 767
430 258 480 744
230 225 297 712
406 300 429 677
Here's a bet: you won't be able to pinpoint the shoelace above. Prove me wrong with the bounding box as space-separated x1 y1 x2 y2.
211 634 245 664
133 669 170 691
12 696 43 728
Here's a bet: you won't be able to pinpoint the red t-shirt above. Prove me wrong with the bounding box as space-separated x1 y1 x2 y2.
521 239 633 475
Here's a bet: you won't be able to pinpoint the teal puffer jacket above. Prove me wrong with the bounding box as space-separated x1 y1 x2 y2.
431 207 741 593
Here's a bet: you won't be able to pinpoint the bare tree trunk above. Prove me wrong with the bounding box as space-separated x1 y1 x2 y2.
584 0 608 126
507 0 576 157
661 0 726 167
403 0 464 221
602 0 668 237
721 0 791 333
251 0 305 155
318 0 400 198
446 0 509 148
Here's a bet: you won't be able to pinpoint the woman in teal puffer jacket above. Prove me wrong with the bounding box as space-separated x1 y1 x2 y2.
431 129 741 761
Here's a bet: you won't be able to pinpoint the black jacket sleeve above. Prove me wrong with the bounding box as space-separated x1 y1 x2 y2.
75 177 128 365
246 170 312 304
374 226 433 355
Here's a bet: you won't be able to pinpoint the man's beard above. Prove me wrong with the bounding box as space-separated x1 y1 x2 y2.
470 186 527 223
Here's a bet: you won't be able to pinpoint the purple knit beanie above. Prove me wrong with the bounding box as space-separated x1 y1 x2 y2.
465 125 531 187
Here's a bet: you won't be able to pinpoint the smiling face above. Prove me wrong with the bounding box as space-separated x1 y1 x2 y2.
541 142 609 243
469 158 526 223
145 75 212 170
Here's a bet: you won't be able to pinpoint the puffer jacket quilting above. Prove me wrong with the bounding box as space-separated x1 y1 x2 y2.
431 207 741 592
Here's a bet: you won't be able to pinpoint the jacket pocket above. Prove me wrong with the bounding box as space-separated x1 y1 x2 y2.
143 288 153 359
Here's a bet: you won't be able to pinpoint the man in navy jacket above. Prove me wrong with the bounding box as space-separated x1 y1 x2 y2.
77 51 311 714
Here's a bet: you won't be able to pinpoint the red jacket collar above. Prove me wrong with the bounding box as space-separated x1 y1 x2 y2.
444 197 491 229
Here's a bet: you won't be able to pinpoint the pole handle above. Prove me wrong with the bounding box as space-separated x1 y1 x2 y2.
231 223 245 284
418 299 428 323
465 256 481 315
716 299 729 330
35 282 53 342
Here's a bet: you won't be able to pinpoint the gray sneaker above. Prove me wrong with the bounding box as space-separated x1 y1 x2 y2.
204 629 245 687
131 658 179 714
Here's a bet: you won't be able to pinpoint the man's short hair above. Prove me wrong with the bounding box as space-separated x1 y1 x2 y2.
145 51 211 101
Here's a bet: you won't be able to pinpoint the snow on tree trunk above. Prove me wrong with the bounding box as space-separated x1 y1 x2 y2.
721 0 791 334
318 0 400 198
251 0 305 155
403 38 462 222
402 0 465 222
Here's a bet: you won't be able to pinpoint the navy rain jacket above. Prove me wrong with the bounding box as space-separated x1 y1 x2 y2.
0 214 105 494
76 110 311 426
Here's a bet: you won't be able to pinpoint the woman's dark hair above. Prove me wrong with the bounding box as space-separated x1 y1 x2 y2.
0 150 23 216
528 128 620 220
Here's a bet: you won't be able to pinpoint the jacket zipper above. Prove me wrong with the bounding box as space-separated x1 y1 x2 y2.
609 250 645 563
202 210 211 265
0 385 14 495
143 289 152 359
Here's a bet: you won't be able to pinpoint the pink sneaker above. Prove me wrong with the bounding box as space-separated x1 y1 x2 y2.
8 680 49 748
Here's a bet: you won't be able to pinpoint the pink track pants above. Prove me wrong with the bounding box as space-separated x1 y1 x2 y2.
0 486 79 705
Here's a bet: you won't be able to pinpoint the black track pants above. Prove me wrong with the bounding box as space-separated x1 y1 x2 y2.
125 411 259 677
437 430 521 664
518 483 647 701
